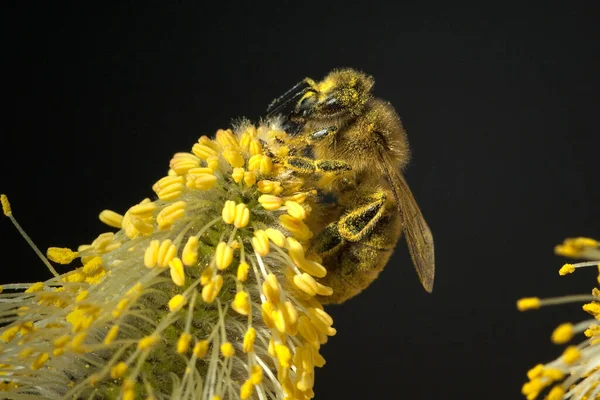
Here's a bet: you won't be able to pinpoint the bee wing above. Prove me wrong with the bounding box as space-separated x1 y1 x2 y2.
378 151 435 292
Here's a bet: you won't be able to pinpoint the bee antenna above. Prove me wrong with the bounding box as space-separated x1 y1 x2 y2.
266 79 312 117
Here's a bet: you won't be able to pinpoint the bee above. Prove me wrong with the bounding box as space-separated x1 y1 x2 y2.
266 68 435 303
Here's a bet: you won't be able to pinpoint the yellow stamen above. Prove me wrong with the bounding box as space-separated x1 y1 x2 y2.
252 230 270 256
31 352 49 370
215 242 234 270
265 228 287 248
138 334 160 351
562 346 580 364
47 247 79 264
551 323 574 344
156 201 186 230
110 362 128 379
193 340 209 358
104 325 119 345
517 297 541 311
220 342 235 358
201 275 223 303
240 379 254 400
233 203 250 228
168 294 187 312
243 171 256 187
232 291 251 316
169 257 186 286
243 327 256 353
237 261 250 282
1 194 11 216
182 236 199 266
99 210 124 228
177 333 192 354
285 201 307 220
258 194 282 210
558 263 575 275
232 167 245 183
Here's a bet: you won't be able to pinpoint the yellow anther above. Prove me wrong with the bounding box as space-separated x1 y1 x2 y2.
516 297 541 311
25 282 44 293
261 301 276 328
144 240 160 268
296 273 333 296
47 247 79 264
546 386 565 400
260 156 273 174
234 203 250 228
168 294 187 312
110 362 128 379
220 342 235 358
157 201 186 230
186 172 217 190
223 149 245 168
243 327 256 353
265 228 287 248
192 142 218 159
250 365 263 385
585 324 600 337
129 202 157 216
19 347 34 359
247 154 262 171
262 273 281 304
232 291 251 316
287 238 327 278
70 331 88 350
293 274 316 296
240 131 252 150
182 236 199 266
551 323 574 344
169 258 186 287
201 275 223 303
275 344 291 368
207 155 219 171
285 201 306 220
99 210 124 228
104 325 119 345
240 379 254 400
583 302 600 318
542 368 564 380
82 257 103 275
76 290 89 302
280 215 313 241
123 389 135 400
307 307 336 336
243 171 256 187
252 230 270 256
257 180 280 194
559 263 575 275
157 240 177 268
562 346 581 364
1 194 11 216
249 138 262 156
177 333 192 354
526 364 544 380
31 352 49 370
232 167 245 183
53 335 71 348
216 128 239 148
138 334 160 351
258 194 283 210
222 200 236 224
153 176 185 201
237 261 250 282
193 340 209 358
215 242 234 270
188 167 214 176
170 152 201 175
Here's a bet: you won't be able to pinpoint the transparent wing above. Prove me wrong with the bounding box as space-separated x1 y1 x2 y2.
378 150 435 292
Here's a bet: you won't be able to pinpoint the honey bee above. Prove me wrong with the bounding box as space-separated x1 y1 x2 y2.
267 68 435 303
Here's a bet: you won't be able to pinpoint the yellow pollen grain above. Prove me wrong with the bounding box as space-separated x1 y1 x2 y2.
559 263 576 275
285 201 306 220
76 290 88 302
104 325 119 345
258 194 282 210
169 257 186 286
222 200 236 224
220 342 235 358
99 210 124 228
243 327 256 353
168 294 187 312
47 247 79 264
182 236 199 266
1 194 11 216
215 242 234 270
234 203 250 228
237 261 250 282
551 323 574 344
110 362 128 379
517 297 541 311
193 340 209 358
177 333 192 354
138 334 160 351
562 346 581 364
232 167 245 183
252 230 270 256
232 291 251 316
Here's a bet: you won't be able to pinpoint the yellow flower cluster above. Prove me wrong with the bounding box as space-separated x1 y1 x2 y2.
0 121 335 399
518 237 600 400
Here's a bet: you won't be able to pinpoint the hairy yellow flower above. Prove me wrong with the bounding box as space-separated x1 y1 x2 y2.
0 121 335 399
518 237 600 400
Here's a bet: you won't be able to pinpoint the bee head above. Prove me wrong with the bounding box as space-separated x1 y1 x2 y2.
292 68 374 121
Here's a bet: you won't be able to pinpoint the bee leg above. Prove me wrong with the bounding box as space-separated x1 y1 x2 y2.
284 156 352 175
338 191 387 242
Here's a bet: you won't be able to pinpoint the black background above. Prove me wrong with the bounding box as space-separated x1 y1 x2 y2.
2 2 599 399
